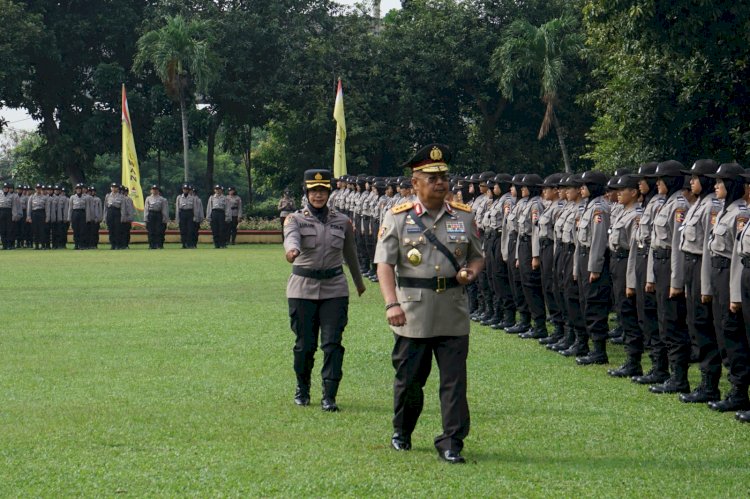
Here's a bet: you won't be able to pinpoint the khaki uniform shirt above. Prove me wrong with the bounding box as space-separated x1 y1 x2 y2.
705 198 748 297
626 194 665 289
284 208 364 300
730 214 750 303
374 199 483 339
207 194 233 222
647 192 691 288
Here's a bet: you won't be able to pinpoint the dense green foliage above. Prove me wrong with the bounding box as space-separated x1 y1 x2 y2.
2 0 750 199
1 246 749 496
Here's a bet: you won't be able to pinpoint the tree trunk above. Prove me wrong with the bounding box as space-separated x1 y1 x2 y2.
552 114 572 173
179 94 190 182
243 128 253 207
157 148 162 187
205 111 223 191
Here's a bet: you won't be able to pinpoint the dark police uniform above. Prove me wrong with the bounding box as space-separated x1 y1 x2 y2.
374 144 483 464
489 175 517 329
537 174 566 342
27 186 50 250
284 169 365 412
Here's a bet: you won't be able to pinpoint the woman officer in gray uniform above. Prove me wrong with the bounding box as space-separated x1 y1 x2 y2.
284 169 366 412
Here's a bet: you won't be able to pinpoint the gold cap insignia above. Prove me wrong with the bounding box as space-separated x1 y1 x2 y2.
314 173 323 180
430 147 443 161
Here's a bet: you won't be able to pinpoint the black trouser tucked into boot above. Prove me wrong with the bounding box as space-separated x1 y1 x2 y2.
713 257 749 387
179 209 195 248
71 209 87 249
507 232 529 322
392 333 470 453
86 221 99 248
289 297 348 398
610 249 630 334
491 234 515 321
518 236 546 328
0 208 14 249
635 245 664 367
229 216 239 244
31 209 46 248
541 238 563 327
147 211 165 248
106 207 121 249
685 252 719 375
579 246 612 343
653 249 691 370
211 209 227 248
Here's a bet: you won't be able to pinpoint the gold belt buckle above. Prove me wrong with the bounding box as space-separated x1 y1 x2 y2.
436 276 446 293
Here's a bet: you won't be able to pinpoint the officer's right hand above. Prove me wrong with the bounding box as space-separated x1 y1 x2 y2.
515 259 519 269
645 282 655 294
285 249 300 263
626 287 635 298
26 218 31 223
730 302 742 314
701 294 712 304
386 306 406 327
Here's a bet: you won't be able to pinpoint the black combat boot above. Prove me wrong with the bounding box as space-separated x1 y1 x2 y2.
505 319 531 335
549 325 575 351
294 375 311 406
709 384 750 412
321 380 340 412
649 363 690 394
632 353 669 385
736 410 750 423
608 354 643 378
560 334 589 357
576 339 608 365
680 371 721 403
471 302 486 322
520 322 547 339
492 311 516 330
540 323 564 345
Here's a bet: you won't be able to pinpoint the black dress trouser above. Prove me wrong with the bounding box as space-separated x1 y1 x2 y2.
392 333 469 453
491 235 515 318
0 208 14 248
518 237 546 326
507 232 529 320
106 207 121 249
541 239 563 326
684 253 718 374
653 251 691 368
635 246 662 362
713 259 749 385
211 209 226 248
179 209 195 248
71 210 87 248
288 297 349 387
577 247 612 343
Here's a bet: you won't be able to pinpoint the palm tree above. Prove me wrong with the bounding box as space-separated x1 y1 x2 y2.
491 16 583 173
134 15 219 182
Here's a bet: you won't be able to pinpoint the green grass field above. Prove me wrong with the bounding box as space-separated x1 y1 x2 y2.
1 244 748 497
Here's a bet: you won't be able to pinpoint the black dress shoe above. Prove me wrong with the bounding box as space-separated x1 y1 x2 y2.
560 344 586 357
391 433 411 451
608 362 643 378
321 398 339 412
539 335 561 345
736 410 750 423
576 352 608 365
632 368 669 385
438 450 465 464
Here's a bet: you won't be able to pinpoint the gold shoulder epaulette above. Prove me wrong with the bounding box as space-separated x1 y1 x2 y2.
391 202 414 214
449 201 472 213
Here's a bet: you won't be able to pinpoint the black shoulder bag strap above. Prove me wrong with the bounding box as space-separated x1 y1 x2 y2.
408 208 462 273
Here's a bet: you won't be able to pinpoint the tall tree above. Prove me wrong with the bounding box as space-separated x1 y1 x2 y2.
134 14 220 183
492 15 584 172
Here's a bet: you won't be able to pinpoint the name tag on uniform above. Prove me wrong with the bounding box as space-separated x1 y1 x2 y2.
446 221 465 233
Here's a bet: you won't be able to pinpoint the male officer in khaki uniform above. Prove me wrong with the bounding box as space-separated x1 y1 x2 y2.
284 169 366 412
375 143 484 464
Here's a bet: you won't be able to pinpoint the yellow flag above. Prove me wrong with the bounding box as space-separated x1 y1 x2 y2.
333 79 347 178
122 84 144 214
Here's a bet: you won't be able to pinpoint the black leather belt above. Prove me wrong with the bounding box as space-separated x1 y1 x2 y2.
580 247 589 257
540 238 553 248
653 248 671 259
742 257 750 269
398 275 460 293
613 249 629 258
711 256 730 269
0 207 10 211
564 243 575 253
292 265 344 280
684 252 701 262
519 234 531 242
496 228 503 236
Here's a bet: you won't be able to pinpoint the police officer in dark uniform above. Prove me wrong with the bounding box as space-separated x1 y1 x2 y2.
284 169 366 412
375 144 484 464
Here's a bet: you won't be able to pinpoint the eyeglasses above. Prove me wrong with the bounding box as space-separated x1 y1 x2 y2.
418 174 449 184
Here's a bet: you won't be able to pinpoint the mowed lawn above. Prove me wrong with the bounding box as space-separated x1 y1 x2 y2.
1 244 748 497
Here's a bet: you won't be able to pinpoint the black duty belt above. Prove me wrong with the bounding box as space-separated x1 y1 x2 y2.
292 265 344 280
711 256 730 269
652 248 671 260
73 208 86 212
579 247 589 257
742 257 750 269
398 275 460 293
496 228 503 236
613 249 629 258
564 243 575 253
0 207 11 211
540 238 553 248
519 234 531 242
684 252 701 262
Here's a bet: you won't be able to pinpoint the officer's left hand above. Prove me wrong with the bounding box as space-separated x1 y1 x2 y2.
589 272 600 283
456 268 475 285
515 259 519 269
285 249 300 263
730 302 742 314
357 285 366 296
532 257 540 270
669 287 683 298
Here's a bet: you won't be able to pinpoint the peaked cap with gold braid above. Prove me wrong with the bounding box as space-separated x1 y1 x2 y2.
303 169 332 190
401 143 452 173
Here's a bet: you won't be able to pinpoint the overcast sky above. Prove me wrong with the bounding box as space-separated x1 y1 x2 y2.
1 1 403 133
